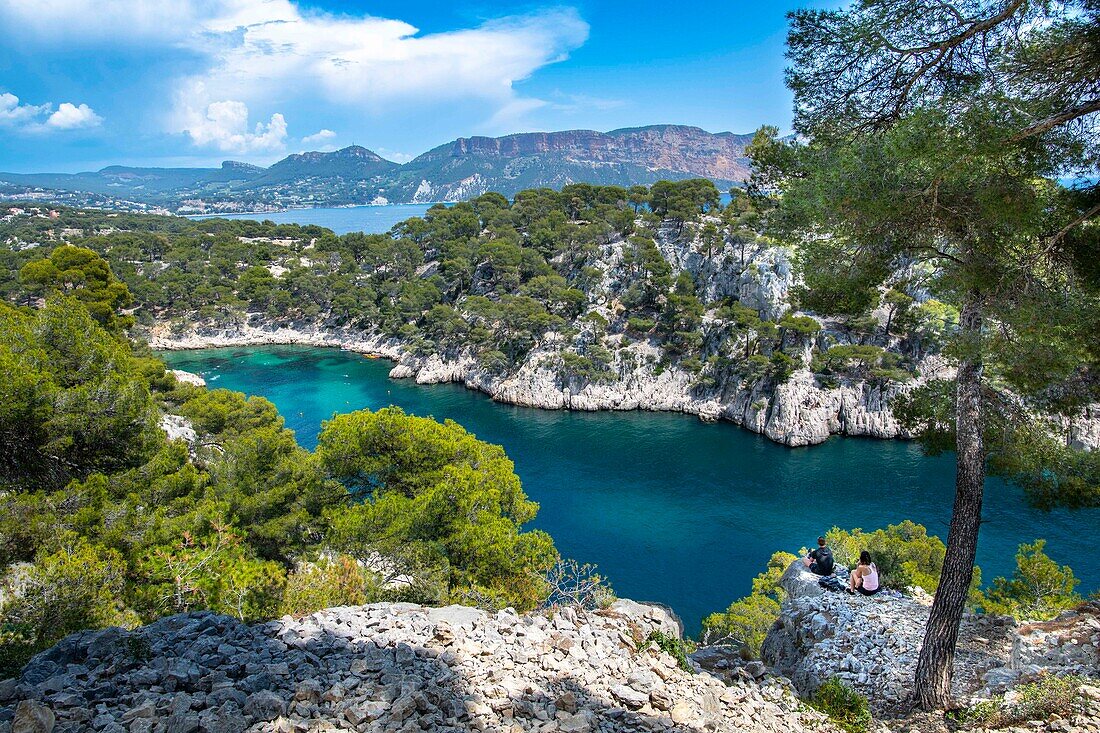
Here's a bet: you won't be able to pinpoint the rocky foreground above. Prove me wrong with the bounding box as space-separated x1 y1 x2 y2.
0 600 835 733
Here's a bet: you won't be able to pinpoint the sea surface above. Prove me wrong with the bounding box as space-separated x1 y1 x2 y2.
161 345 1100 634
189 203 438 235
187 193 735 236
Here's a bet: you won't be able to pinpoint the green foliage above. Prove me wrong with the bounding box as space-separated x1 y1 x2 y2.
280 556 369 617
824 521 966 595
647 630 695 673
550 350 616 385
699 594 780 658
0 292 567 669
980 540 1081 620
19 245 134 331
0 297 159 490
0 534 131 669
318 407 557 611
699 551 796 656
812 344 913 383
751 551 799 601
807 678 872 733
951 674 1087 729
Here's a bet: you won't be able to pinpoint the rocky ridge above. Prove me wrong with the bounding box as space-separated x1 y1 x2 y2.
148 320 923 448
0 126 751 213
0 600 835 733
761 562 1100 729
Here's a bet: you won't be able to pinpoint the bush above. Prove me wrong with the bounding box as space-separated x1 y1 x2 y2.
280 555 369 616
824 521 961 594
980 540 1081 620
807 678 872 733
952 674 1086 728
699 594 780 657
647 630 694 673
541 559 615 611
699 551 796 656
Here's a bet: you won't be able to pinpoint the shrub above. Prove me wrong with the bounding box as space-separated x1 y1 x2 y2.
541 559 615 611
824 521 956 594
807 678 872 733
699 594 780 657
647 630 694 673
280 556 369 616
980 540 1081 620
699 551 795 656
951 674 1086 728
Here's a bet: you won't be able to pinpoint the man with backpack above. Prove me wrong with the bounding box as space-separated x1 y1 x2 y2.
803 536 835 576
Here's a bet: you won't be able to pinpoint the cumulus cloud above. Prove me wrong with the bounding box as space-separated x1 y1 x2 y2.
2 1 589 145
46 102 102 129
301 129 336 146
0 91 101 131
175 83 287 153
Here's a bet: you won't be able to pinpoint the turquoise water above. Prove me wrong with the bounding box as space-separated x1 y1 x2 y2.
161 345 1099 633
189 203 437 234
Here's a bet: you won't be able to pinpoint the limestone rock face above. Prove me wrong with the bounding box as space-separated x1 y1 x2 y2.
0 601 836 733
169 369 206 387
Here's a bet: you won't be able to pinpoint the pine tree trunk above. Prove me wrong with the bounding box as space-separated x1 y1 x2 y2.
914 295 984 710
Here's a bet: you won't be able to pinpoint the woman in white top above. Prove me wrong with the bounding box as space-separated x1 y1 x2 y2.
848 551 881 596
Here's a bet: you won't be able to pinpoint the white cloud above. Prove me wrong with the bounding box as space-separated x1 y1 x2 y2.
176 83 287 153
1 1 589 143
0 91 101 132
0 92 48 124
376 148 414 164
301 129 336 146
46 102 102 129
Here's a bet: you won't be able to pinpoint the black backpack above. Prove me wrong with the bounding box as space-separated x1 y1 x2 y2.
815 546 834 574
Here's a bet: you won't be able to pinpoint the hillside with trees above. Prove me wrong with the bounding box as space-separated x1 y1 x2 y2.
0 178 986 448
0 279 565 678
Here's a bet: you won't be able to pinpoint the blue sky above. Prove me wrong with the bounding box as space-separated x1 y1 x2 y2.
0 1 836 173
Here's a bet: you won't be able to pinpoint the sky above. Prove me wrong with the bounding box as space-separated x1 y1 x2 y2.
0 0 837 173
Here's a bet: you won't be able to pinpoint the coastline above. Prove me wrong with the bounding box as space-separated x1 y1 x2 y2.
179 201 452 219
147 322 925 448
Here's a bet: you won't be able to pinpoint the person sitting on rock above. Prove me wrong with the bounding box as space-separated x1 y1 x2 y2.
803 536 835 576
848 551 881 595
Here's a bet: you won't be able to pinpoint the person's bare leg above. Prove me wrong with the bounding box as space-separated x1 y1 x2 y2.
849 569 859 590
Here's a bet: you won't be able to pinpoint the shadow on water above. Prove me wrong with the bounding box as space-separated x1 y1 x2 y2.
162 345 1100 635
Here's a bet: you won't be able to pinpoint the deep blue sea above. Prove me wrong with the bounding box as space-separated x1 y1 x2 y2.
162 345 1100 634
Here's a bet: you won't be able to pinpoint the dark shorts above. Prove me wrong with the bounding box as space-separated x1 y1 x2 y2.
810 562 832 576
856 586 881 596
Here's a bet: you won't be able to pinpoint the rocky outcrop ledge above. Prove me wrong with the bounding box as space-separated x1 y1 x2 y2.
0 600 835 733
762 562 1100 718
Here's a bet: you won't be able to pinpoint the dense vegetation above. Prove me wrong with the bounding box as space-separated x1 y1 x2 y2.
0 268 563 677
1 177 948 402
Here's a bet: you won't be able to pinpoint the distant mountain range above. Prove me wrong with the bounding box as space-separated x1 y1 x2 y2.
0 125 754 213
